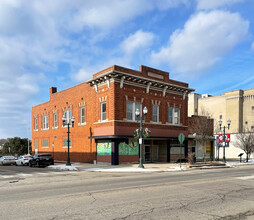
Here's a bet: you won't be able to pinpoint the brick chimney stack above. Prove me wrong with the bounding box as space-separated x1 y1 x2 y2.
50 87 57 99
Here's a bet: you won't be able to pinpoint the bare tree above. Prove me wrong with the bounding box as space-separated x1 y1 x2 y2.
188 113 214 161
234 128 254 162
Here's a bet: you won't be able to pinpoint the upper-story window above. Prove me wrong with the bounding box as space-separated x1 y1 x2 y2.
168 107 180 125
152 105 159 123
64 110 72 124
34 117 38 130
53 113 57 128
42 115 49 129
80 106 85 124
101 102 106 121
127 101 141 121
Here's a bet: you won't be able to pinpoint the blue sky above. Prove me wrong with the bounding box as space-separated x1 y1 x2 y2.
0 0 254 139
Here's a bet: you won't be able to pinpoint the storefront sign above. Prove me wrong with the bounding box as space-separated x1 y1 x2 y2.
218 134 230 143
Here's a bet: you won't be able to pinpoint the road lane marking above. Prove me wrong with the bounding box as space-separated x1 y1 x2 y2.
236 175 254 180
18 173 33 177
1 175 15 179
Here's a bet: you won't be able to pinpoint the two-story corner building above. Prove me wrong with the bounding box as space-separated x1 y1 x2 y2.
32 65 194 165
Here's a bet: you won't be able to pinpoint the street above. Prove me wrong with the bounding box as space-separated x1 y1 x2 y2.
1 165 254 219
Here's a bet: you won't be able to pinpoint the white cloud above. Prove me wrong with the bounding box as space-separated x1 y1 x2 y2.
73 30 155 82
151 10 249 74
196 0 244 10
120 30 155 55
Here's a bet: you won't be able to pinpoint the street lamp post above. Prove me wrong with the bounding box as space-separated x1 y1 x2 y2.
62 115 75 166
193 133 197 163
27 128 30 155
219 119 231 163
135 106 148 168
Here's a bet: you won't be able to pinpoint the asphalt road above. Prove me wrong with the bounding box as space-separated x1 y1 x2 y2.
1 165 254 219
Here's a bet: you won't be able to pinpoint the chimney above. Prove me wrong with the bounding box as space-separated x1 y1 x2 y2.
50 87 57 99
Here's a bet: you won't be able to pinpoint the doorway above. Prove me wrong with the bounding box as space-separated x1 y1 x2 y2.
152 145 159 162
145 145 151 162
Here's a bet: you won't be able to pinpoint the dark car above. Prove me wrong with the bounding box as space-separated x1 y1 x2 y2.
29 154 54 167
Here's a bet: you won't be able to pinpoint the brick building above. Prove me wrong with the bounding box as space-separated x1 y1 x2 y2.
32 65 194 164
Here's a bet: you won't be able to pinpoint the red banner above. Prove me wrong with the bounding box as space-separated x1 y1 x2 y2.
218 134 230 143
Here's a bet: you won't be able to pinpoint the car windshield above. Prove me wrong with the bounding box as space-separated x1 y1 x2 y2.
4 156 14 159
40 154 51 157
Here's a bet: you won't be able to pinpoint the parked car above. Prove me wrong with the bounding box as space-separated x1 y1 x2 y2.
15 155 32 166
29 154 54 167
0 156 16 165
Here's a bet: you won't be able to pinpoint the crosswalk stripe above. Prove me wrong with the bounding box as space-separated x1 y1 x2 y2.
0 171 74 179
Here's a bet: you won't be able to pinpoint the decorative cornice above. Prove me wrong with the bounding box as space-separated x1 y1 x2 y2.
87 70 194 96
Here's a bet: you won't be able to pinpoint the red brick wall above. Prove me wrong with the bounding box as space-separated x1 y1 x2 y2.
97 155 111 163
32 83 98 162
119 155 139 163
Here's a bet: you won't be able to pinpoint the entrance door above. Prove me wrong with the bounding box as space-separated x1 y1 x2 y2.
145 145 151 162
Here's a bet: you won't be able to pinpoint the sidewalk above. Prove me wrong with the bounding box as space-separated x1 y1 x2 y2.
48 159 254 172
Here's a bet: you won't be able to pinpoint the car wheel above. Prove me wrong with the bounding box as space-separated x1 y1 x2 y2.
21 162 23 166
15 162 17 166
36 161 40 167
29 162 32 167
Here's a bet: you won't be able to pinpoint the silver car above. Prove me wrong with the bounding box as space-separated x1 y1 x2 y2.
15 155 32 166
0 156 16 165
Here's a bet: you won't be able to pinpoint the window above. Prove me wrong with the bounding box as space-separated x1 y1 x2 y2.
63 138 72 148
80 106 85 124
42 139 49 148
168 107 180 125
126 101 141 121
174 108 180 124
34 117 38 130
252 106 254 110
152 105 159 122
64 110 71 124
168 108 173 124
127 101 133 120
42 115 48 129
101 102 106 121
53 113 57 128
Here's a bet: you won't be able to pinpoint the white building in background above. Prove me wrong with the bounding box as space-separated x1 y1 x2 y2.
189 88 254 160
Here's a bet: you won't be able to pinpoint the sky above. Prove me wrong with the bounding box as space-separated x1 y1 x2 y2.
0 0 254 139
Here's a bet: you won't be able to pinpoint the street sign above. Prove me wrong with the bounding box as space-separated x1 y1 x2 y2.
139 138 142 144
218 134 230 143
178 133 185 144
